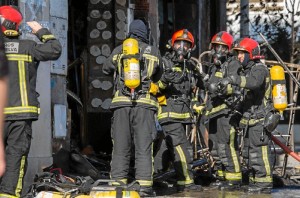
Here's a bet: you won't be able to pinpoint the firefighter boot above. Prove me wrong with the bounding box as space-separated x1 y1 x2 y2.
176 184 203 192
218 180 241 191
139 186 156 197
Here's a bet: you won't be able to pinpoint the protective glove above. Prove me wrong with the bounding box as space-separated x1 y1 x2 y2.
193 104 205 115
161 69 175 83
149 82 159 95
220 75 240 86
207 83 219 98
157 94 167 106
219 77 233 89
218 75 240 94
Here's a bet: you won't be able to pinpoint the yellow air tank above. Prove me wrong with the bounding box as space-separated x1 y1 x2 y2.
122 38 140 99
270 65 287 115
90 190 140 198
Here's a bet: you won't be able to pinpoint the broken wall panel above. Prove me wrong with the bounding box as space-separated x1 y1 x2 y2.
50 17 68 75
115 0 128 46
85 0 118 113
49 0 68 75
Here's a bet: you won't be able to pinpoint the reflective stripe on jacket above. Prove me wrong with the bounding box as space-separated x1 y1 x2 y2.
157 55 198 124
4 28 62 120
103 40 162 111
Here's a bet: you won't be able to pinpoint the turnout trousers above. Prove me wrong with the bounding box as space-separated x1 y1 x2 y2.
209 114 241 182
110 107 156 187
160 122 194 186
242 121 273 188
0 120 32 197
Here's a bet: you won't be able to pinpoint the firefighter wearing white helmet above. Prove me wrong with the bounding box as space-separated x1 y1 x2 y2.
0 5 62 197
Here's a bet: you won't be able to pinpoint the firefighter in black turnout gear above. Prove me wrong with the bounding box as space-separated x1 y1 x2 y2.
219 38 273 193
0 27 8 178
103 19 162 196
0 6 62 197
156 29 203 192
204 31 242 190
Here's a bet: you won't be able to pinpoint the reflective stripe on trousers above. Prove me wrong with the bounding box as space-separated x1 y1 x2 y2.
0 120 32 197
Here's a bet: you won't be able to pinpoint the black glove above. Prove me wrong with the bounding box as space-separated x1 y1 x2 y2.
200 72 209 82
218 75 240 90
219 77 233 88
226 75 240 85
161 69 175 83
217 76 234 97
208 83 219 98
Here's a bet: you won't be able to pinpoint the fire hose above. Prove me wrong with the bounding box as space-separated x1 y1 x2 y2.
271 134 300 162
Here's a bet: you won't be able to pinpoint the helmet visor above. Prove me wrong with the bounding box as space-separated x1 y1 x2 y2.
212 44 228 54
174 40 191 51
173 40 192 61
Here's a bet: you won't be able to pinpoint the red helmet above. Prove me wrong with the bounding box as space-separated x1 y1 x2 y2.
171 29 195 48
232 38 260 59
0 5 23 36
210 31 233 50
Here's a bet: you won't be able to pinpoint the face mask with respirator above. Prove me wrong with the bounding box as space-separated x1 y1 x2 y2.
173 40 192 62
210 44 229 66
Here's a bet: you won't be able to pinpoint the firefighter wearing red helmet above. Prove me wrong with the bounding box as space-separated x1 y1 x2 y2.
219 37 273 193
232 37 261 66
204 31 243 190
154 29 203 192
0 5 62 197
210 31 233 66
0 5 23 37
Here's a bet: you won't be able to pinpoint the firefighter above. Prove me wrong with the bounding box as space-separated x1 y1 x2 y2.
102 19 162 196
0 6 62 197
156 29 203 192
219 37 273 193
204 31 243 190
0 30 8 177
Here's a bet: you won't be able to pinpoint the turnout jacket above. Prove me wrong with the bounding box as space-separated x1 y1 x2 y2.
205 57 242 118
4 28 62 121
157 52 199 124
233 61 272 126
103 39 162 111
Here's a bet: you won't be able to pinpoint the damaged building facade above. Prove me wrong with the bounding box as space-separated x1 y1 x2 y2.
3 0 299 195
0 0 228 193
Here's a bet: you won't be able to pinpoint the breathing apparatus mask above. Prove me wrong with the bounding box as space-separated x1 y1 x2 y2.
173 40 192 62
210 43 229 66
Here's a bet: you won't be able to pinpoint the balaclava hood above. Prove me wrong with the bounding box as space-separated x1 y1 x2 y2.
128 19 148 43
